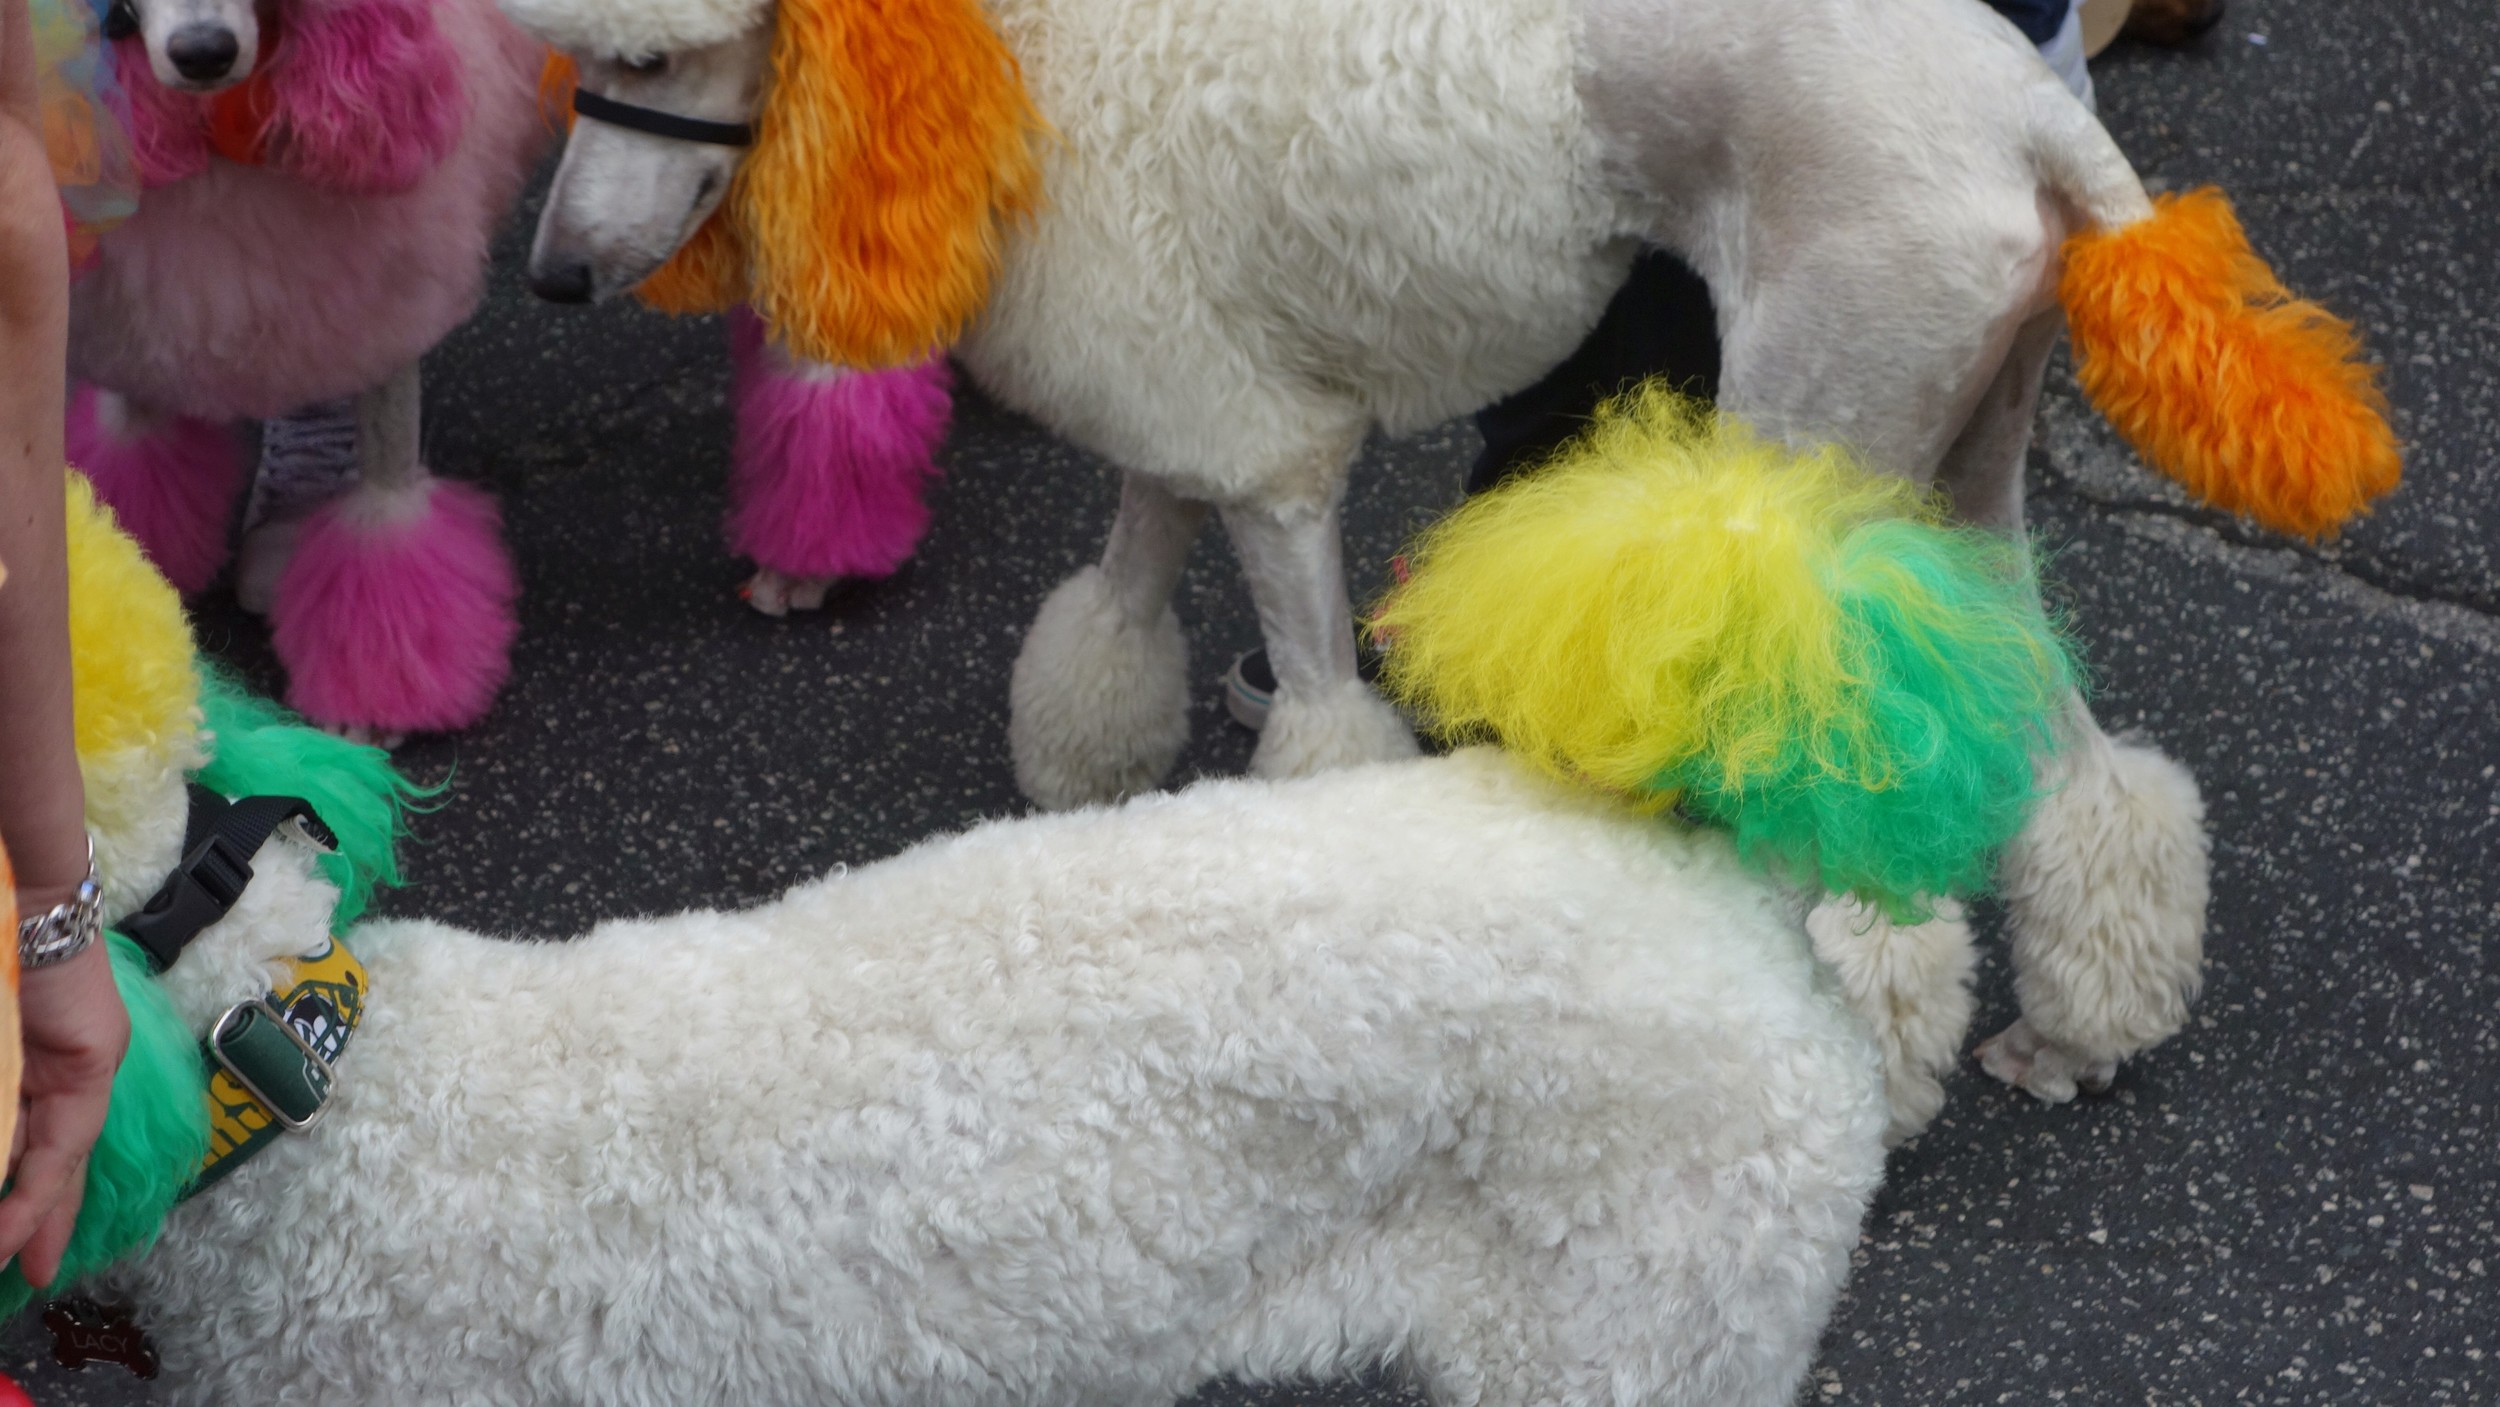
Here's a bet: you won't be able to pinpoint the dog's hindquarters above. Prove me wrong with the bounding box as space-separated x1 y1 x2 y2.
1326 913 1883 1407
1574 7 2224 1106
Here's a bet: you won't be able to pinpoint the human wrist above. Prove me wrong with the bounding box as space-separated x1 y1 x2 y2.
16 931 108 987
12 879 84 912
10 835 92 910
0 783 90 900
15 836 101 970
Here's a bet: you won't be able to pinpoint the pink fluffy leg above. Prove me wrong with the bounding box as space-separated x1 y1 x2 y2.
65 383 246 593
271 473 519 736
724 309 952 585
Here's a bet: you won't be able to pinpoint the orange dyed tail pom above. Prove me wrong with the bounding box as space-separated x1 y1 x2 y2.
2060 188 2399 539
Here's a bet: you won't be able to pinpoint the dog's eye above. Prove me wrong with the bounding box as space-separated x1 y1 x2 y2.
621 52 669 76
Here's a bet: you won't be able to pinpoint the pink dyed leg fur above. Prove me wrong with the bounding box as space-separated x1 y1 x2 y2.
725 308 952 583
66 382 245 593
271 475 519 736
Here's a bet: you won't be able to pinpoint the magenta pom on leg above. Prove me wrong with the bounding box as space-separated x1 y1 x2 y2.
724 308 952 615
270 473 519 739
65 383 246 593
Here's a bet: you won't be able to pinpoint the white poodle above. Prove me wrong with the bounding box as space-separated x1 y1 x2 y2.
499 0 2403 1104
104 752 1888 1407
45 411 2090 1403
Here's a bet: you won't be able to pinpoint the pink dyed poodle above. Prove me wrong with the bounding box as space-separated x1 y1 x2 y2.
65 0 953 739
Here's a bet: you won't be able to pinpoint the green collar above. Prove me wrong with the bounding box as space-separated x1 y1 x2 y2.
189 937 367 1197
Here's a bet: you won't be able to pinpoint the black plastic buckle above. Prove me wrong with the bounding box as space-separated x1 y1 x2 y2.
120 832 256 973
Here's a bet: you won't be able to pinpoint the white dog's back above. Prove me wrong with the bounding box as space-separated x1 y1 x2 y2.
123 750 1884 1406
964 0 1638 487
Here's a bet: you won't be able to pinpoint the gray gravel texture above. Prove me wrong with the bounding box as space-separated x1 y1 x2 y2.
11 2 2498 1402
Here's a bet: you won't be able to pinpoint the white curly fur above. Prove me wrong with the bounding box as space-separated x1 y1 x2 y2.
499 0 759 60
86 754 196 924
1807 897 1977 1147
1008 564 1193 808
515 0 2212 1104
1982 726 2210 1101
101 749 1888 1407
1250 677 1419 781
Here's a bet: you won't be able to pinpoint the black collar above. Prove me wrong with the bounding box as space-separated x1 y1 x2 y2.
118 785 337 973
573 87 756 148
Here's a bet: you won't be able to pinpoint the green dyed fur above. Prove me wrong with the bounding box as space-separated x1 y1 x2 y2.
0 938 213 1316
196 666 426 928
1657 518 2075 920
0 671 418 1307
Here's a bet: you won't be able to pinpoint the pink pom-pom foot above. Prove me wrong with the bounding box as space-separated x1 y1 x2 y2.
724 309 951 597
271 473 519 737
66 383 245 593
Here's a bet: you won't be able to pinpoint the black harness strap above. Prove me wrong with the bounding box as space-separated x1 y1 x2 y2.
117 787 338 973
573 88 756 148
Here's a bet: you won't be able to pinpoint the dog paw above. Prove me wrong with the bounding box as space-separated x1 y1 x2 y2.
1009 566 1191 809
1976 1018 2119 1104
1249 679 1417 780
742 569 835 617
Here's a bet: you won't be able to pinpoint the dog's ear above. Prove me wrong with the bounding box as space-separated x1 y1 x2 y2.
636 196 746 315
643 0 1046 367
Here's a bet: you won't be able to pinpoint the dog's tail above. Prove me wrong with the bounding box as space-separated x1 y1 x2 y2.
2034 106 2399 539
1371 388 2075 922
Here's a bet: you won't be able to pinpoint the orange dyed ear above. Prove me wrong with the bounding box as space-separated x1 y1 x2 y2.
637 0 1045 366
637 208 748 315
538 51 578 132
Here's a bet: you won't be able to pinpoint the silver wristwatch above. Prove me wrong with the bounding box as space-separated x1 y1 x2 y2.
16 837 103 970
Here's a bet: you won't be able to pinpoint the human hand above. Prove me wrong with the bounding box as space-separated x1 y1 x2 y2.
0 942 126 1286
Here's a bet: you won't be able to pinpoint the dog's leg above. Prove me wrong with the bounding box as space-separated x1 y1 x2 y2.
1221 484 1418 782
236 398 360 615
65 385 246 594
724 310 951 616
268 363 519 744
1808 896 1977 1146
1010 472 1211 809
1982 700 2208 1102
1930 310 2213 1104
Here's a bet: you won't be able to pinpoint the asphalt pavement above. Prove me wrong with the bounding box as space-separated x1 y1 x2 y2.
11 1 2497 1401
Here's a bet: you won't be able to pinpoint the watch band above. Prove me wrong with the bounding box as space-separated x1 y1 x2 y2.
16 836 103 970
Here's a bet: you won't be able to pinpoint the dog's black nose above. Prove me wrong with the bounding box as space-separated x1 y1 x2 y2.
529 261 597 304
166 23 239 81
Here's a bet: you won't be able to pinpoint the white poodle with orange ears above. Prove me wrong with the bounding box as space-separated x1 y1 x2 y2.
39 402 2079 1404
504 0 2401 1107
